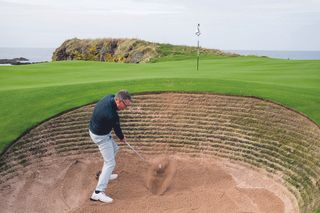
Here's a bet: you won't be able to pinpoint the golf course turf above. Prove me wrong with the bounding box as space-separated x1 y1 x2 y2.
0 55 319 152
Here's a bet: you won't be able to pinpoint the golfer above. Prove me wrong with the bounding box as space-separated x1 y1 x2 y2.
89 90 132 203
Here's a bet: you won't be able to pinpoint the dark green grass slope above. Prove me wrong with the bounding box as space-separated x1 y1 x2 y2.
0 56 319 151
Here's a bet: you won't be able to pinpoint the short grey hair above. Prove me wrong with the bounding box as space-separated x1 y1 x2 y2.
115 90 131 101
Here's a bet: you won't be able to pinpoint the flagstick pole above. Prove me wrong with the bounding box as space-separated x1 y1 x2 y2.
197 39 200 70
195 23 201 71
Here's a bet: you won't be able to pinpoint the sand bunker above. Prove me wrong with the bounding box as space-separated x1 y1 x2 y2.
0 151 293 213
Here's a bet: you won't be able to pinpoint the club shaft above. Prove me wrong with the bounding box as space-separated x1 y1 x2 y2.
124 141 146 162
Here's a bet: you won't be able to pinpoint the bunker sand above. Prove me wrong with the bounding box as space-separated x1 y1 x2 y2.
1 152 289 213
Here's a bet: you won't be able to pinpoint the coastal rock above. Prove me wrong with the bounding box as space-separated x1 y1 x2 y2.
0 57 30 65
52 38 159 63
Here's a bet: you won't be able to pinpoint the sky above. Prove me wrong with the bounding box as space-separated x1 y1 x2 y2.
0 0 320 50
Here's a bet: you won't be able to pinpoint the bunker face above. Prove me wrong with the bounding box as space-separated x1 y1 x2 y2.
1 93 319 213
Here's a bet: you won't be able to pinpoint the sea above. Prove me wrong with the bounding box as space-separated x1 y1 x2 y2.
226 50 320 60
0 47 55 64
0 48 319 64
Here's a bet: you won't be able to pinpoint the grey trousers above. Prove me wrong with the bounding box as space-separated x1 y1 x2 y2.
89 130 119 192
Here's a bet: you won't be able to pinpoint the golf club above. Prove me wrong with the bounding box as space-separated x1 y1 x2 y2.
123 140 147 162
123 140 164 169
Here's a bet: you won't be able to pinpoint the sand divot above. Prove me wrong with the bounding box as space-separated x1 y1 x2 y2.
146 156 176 195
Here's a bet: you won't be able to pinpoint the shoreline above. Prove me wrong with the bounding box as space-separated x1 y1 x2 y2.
1 48 320 62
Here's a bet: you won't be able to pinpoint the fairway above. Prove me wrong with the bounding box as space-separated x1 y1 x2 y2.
0 56 319 151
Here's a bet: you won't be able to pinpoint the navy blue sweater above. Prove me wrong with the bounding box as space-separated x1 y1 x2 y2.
89 95 124 139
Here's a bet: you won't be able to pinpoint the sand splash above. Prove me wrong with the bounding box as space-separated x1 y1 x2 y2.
146 157 176 195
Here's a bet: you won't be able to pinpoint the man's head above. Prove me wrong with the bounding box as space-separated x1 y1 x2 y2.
114 90 132 110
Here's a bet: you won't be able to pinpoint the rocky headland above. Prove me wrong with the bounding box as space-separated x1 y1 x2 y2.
0 57 30 65
52 38 239 63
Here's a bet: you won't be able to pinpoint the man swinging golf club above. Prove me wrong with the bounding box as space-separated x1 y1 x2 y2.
89 90 132 203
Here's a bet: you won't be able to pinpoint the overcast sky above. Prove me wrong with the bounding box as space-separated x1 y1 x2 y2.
1 0 319 50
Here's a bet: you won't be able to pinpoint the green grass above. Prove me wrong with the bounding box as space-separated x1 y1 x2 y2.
0 56 319 152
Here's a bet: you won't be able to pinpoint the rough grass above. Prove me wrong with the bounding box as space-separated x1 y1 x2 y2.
0 56 319 152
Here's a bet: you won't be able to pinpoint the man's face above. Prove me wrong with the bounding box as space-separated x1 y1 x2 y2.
116 99 131 111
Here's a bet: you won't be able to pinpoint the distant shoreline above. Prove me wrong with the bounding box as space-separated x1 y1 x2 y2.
0 47 54 63
0 57 49 65
225 49 320 60
0 47 320 62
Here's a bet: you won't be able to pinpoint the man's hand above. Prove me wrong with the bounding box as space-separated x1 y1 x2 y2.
120 136 126 143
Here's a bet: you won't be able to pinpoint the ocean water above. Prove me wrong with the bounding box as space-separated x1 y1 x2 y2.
226 50 320 60
0 47 55 63
0 48 319 63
